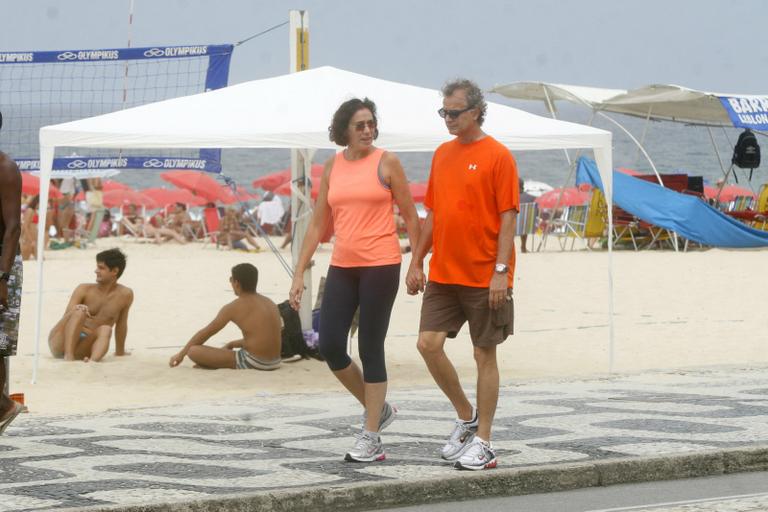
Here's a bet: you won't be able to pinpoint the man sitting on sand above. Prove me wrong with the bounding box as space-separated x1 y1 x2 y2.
169 263 281 370
48 248 134 362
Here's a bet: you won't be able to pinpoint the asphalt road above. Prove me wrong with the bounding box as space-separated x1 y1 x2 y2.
376 471 768 512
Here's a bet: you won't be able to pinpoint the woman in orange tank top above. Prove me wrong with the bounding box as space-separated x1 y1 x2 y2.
289 98 421 463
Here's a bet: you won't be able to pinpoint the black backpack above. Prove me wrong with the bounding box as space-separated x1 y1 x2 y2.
277 300 322 360
732 129 761 180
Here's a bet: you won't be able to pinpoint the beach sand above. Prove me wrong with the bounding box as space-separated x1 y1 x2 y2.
7 237 768 415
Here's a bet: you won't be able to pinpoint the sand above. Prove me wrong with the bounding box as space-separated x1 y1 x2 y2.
6 236 768 415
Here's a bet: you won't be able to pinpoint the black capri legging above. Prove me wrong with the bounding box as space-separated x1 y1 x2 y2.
318 263 400 383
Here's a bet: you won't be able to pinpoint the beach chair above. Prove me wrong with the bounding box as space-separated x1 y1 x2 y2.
202 207 221 248
542 204 589 251
515 202 539 248
751 184 768 231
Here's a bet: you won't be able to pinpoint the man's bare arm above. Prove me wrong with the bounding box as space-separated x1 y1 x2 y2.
488 209 517 309
169 304 232 367
114 289 134 356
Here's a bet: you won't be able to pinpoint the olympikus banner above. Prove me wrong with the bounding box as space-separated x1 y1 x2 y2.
15 156 221 174
1 44 233 172
719 95 768 130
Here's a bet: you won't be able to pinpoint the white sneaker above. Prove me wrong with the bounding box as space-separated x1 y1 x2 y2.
453 436 498 471
440 408 478 461
362 401 398 432
344 430 386 462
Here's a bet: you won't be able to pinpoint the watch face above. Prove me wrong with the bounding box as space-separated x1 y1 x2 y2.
495 264 508 273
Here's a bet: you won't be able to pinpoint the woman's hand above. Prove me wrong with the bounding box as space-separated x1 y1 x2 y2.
289 274 305 311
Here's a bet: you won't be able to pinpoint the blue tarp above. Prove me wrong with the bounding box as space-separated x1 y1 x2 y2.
576 157 768 248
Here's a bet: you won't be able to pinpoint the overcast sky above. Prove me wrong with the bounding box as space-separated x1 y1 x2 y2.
2 0 767 95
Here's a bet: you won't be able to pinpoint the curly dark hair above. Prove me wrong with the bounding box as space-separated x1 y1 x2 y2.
328 97 379 146
442 78 487 126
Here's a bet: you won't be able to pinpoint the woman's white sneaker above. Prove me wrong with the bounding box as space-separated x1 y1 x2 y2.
453 437 498 470
344 430 386 462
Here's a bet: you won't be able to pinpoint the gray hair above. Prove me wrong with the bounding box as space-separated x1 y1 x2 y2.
441 78 487 126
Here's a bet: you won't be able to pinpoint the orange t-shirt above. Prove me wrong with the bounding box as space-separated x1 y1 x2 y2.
425 136 519 287
327 148 402 268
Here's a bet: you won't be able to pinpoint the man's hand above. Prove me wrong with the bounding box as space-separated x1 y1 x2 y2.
169 350 186 367
488 273 507 309
405 263 426 295
74 304 92 317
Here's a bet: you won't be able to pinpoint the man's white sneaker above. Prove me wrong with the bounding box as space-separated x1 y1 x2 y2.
344 430 386 462
440 408 478 461
453 436 498 470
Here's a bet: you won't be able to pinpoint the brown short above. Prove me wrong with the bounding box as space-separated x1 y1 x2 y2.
419 281 514 347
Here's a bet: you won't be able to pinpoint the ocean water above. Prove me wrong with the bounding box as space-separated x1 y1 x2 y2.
117 104 761 194
5 103 763 194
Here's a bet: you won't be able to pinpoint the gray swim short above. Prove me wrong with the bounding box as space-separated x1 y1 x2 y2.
0 255 23 357
235 349 281 371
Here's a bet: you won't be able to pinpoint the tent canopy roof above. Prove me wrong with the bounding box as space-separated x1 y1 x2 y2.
40 66 610 153
491 81 767 127
489 81 626 108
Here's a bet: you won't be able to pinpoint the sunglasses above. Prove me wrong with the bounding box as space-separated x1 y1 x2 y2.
351 119 377 132
438 106 474 119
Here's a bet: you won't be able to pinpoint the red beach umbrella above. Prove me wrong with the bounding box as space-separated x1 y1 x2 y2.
274 178 320 199
409 182 428 203
253 164 325 191
141 187 208 207
534 187 591 209
102 179 133 192
102 189 158 209
703 184 757 203
160 171 230 203
218 185 260 205
21 173 62 198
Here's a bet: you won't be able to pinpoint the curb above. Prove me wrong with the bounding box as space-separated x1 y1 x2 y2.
60 444 768 512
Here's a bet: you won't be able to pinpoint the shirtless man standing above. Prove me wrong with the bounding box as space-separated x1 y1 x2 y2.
169 263 282 370
48 248 134 362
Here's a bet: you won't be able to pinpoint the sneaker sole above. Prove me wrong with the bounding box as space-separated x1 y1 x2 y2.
344 452 386 463
453 458 498 471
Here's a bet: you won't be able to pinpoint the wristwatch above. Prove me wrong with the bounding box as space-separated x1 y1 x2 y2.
494 263 509 274
0 271 9 282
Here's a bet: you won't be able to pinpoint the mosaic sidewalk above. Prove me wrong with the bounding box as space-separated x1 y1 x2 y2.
2 367 768 511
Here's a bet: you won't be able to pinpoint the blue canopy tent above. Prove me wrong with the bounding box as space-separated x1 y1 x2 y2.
576 156 768 248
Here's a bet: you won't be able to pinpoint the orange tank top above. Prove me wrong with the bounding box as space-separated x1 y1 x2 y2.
327 148 401 268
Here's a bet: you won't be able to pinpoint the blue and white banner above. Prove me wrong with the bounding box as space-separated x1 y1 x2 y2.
16 156 222 174
0 44 233 65
719 96 768 130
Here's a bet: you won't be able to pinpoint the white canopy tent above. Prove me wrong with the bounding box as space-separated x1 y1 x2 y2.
492 81 768 202
35 66 614 380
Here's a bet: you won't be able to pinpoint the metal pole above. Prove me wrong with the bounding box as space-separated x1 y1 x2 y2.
289 10 313 330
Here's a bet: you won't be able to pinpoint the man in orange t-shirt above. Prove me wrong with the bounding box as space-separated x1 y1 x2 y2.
406 79 519 471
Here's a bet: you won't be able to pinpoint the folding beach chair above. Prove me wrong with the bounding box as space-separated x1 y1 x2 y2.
202 207 221 248
515 202 539 248
540 204 589 251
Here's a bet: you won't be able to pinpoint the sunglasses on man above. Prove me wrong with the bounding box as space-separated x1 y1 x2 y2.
437 106 474 120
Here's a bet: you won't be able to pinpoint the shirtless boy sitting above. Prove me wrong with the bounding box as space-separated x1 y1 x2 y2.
169 263 281 370
48 248 134 362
